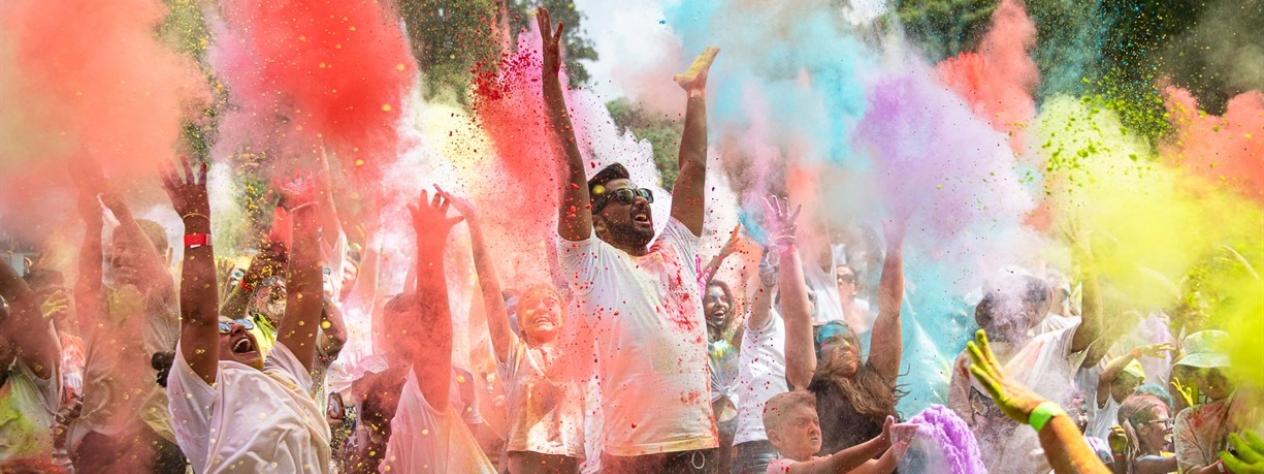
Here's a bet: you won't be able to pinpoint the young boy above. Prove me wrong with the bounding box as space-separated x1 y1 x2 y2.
762 390 916 474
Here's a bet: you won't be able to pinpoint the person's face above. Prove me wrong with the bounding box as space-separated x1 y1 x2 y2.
835 265 857 300
1111 373 1143 402
1137 405 1173 454
520 290 563 345
703 284 732 332
107 235 147 286
593 178 655 250
1198 368 1234 401
248 279 288 324
820 332 861 378
217 319 263 369
770 403 823 460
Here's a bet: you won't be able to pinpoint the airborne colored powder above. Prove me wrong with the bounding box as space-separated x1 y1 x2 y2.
0 0 205 235
936 0 1040 153
902 405 987 474
210 0 416 181
1163 87 1264 203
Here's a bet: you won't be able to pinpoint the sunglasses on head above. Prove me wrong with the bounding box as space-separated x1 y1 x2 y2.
218 317 257 334
593 187 654 213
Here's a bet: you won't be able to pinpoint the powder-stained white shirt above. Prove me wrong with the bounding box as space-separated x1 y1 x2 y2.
500 337 585 458
381 368 496 474
733 310 788 445
558 218 716 456
167 342 331 473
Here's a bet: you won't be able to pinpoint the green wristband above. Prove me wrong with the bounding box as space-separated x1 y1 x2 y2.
1028 401 1066 432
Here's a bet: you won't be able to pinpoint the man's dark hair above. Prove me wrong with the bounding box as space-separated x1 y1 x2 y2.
588 163 631 210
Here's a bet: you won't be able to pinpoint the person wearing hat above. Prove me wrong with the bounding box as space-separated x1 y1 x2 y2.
1172 330 1243 474
1088 343 1175 439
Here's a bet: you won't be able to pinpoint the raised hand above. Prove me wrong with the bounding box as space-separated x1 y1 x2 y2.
274 174 319 212
674 47 720 93
763 195 801 251
159 157 210 221
434 185 477 220
967 329 1048 423
408 189 465 256
1133 342 1176 358
537 7 565 78
1222 431 1264 473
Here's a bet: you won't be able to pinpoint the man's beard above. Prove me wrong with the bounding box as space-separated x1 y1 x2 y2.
605 220 654 249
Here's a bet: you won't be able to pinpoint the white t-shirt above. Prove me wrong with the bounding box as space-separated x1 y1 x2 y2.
500 337 585 458
380 368 496 473
557 218 716 456
981 321 1091 474
0 358 59 462
733 310 788 445
167 342 331 473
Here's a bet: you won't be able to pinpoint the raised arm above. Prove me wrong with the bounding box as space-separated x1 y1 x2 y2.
409 190 464 409
1068 229 1103 358
160 158 219 384
0 257 60 380
669 47 719 236
275 182 325 372
538 8 591 242
747 246 776 333
317 297 348 361
70 166 106 342
968 330 1111 474
766 196 816 390
701 224 743 286
436 187 514 364
1095 343 1173 407
867 223 906 382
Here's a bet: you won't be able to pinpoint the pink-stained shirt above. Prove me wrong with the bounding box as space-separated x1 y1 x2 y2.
557 218 717 456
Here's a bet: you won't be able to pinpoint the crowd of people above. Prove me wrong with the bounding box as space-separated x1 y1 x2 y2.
1 8 1261 474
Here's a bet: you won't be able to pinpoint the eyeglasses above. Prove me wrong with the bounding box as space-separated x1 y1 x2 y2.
218 317 257 334
593 187 654 213
837 274 857 284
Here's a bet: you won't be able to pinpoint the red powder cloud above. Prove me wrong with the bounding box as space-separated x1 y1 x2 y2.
936 0 1040 154
211 0 417 182
1163 87 1264 203
0 0 206 236
470 30 570 281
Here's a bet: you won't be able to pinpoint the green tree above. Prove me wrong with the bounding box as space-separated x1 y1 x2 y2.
507 0 598 87
399 0 504 102
606 98 682 190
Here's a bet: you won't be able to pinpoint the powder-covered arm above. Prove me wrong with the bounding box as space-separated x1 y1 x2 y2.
0 257 60 380
867 222 906 382
160 158 220 385
670 47 719 237
408 190 464 409
537 8 592 243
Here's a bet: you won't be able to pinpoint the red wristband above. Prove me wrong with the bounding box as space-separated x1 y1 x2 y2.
184 233 212 249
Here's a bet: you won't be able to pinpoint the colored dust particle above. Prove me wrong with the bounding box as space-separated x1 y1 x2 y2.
2 0 1264 471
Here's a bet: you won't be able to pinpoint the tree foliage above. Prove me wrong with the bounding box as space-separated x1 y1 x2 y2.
506 0 599 87
606 98 682 190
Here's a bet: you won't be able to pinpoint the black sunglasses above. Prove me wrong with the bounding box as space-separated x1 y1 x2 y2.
593 187 654 213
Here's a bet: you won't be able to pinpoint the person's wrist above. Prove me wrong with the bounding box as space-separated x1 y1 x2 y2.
183 219 211 234
1027 401 1066 432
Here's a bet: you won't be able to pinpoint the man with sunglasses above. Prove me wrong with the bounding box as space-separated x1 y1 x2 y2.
537 7 720 473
